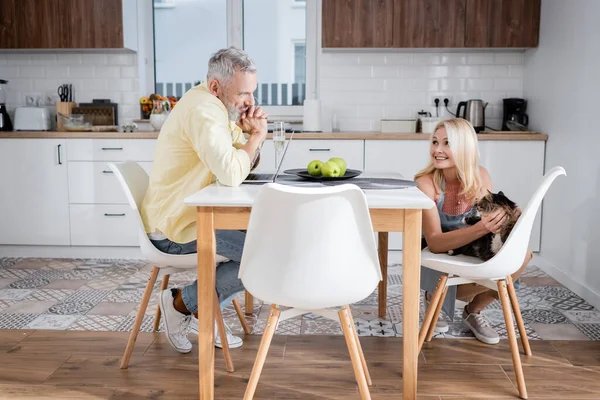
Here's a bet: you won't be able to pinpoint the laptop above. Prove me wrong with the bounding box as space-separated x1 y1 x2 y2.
243 131 295 184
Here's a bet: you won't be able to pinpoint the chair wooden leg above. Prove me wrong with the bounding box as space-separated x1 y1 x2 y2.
152 274 170 332
425 286 448 343
345 305 372 385
215 294 234 373
244 305 280 400
339 306 371 400
507 275 532 356
498 280 528 400
419 274 448 352
233 298 251 334
120 266 159 369
245 291 254 315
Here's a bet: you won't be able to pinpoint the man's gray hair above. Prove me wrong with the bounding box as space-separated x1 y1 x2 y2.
207 47 256 83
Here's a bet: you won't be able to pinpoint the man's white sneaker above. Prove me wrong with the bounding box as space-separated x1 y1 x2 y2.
188 316 244 349
159 290 192 353
423 293 449 333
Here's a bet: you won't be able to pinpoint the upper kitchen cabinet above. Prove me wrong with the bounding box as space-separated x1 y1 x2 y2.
322 0 394 48
0 0 138 50
394 0 466 47
465 0 541 47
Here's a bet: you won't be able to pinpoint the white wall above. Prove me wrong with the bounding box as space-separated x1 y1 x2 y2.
524 0 600 307
0 52 140 127
319 51 525 132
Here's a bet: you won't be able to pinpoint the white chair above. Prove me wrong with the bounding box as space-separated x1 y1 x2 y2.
107 161 250 371
419 166 566 400
239 183 382 400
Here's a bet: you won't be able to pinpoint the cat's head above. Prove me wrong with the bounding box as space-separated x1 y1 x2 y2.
476 190 518 215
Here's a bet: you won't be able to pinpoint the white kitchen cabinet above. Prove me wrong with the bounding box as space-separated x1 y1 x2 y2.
478 140 545 251
69 204 139 246
68 162 153 204
67 139 156 162
0 139 70 245
254 139 364 173
364 139 545 251
365 140 430 250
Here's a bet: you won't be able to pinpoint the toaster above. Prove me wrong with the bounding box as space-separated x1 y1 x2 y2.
13 106 51 131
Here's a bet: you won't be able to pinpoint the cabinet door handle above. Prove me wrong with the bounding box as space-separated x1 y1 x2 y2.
104 213 126 217
102 170 113 174
57 144 62 165
309 148 330 152
101 147 123 151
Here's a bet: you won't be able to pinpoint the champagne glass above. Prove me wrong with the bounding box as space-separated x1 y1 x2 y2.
272 121 285 170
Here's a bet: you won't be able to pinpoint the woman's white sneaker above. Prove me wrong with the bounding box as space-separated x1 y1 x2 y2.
188 316 244 349
462 306 500 345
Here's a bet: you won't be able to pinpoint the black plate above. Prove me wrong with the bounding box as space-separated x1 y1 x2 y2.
283 168 362 181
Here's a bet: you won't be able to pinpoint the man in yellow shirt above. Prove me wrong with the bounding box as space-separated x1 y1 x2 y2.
141 47 267 353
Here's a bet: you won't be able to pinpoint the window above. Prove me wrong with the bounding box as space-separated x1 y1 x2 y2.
243 0 306 106
153 0 316 116
153 0 227 97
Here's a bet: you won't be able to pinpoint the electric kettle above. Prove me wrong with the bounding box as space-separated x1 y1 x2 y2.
456 99 488 132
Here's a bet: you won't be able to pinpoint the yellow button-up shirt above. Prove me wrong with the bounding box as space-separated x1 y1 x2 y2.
141 83 251 244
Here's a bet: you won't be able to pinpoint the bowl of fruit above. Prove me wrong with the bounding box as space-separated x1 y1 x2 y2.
284 157 362 181
139 94 178 119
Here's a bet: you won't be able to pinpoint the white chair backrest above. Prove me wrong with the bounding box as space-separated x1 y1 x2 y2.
484 166 566 278
107 161 182 264
239 183 382 310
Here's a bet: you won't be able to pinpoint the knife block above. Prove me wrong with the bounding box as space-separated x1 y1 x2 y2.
56 102 76 131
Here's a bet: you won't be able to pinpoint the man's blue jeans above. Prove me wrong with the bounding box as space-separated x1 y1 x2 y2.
150 230 246 313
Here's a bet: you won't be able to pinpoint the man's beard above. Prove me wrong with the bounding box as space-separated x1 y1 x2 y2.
218 94 242 122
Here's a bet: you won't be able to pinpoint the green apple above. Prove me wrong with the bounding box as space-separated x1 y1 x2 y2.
328 157 347 176
307 160 324 176
321 160 341 177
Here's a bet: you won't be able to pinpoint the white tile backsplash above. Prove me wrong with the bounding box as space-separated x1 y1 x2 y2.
0 51 139 125
321 51 525 131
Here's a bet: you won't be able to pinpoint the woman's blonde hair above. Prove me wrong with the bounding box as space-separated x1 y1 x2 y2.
414 118 482 201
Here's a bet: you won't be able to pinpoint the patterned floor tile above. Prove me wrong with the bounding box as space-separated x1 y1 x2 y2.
354 319 396 337
0 313 38 329
252 310 302 335
0 258 22 269
0 278 16 289
9 258 55 270
90 302 138 316
0 269 37 280
521 309 568 324
9 276 52 289
0 289 32 300
105 289 146 303
47 301 97 315
387 306 402 323
63 289 111 304
26 314 80 330
521 265 549 278
388 274 402 285
302 317 343 335
354 290 378 306
0 299 17 311
44 279 88 290
24 289 73 302
67 315 125 331
531 323 590 340
574 324 600 340
114 315 157 332
350 305 387 322
82 277 127 291
3 301 54 314
563 310 600 324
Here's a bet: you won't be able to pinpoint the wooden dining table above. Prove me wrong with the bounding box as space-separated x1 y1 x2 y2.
184 178 434 399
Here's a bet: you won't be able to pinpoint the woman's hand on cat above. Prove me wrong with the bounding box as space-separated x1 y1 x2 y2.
479 209 509 234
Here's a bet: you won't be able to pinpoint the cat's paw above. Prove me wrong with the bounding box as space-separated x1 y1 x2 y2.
447 250 455 256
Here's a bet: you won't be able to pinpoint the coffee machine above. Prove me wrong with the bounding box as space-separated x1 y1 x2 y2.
502 98 528 131
0 79 13 131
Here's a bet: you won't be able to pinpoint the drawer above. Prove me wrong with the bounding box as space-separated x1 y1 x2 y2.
68 161 153 204
253 139 364 173
70 204 139 246
67 139 156 161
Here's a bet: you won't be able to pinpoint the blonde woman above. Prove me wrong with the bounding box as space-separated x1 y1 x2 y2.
415 118 532 344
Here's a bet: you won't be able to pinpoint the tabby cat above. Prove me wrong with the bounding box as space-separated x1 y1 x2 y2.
448 191 519 261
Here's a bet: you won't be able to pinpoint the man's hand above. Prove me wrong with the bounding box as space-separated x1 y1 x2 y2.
479 209 509 234
237 106 268 137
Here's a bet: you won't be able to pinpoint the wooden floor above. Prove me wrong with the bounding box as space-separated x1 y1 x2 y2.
1 330 600 399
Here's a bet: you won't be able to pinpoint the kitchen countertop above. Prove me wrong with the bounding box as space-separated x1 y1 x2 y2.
0 131 548 141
